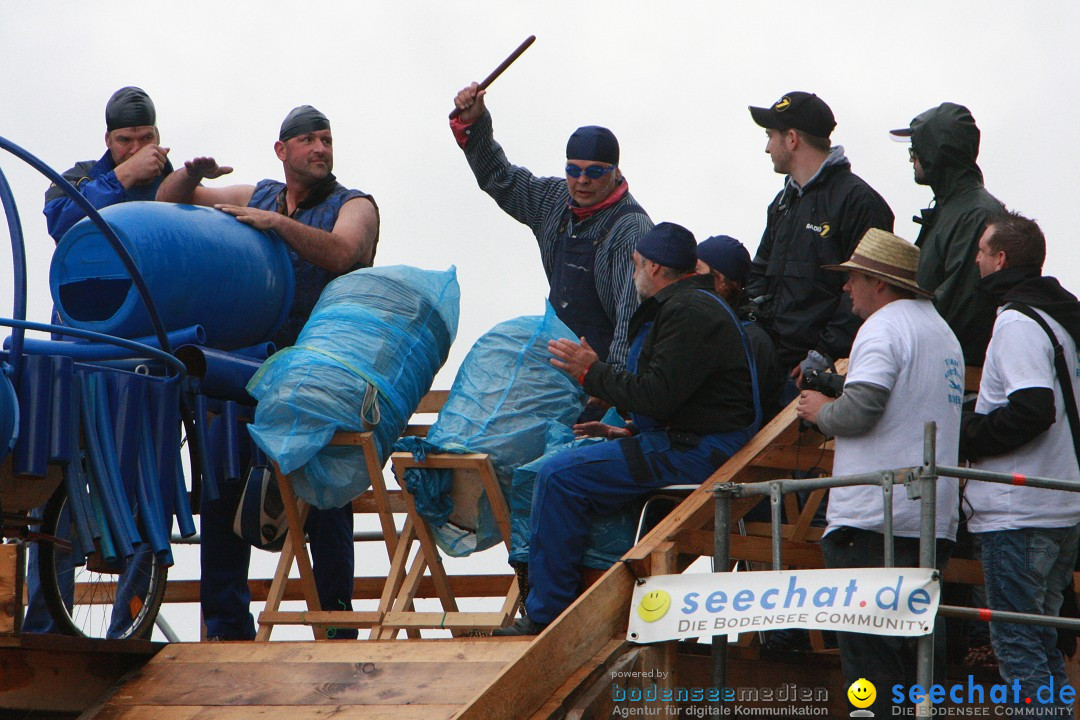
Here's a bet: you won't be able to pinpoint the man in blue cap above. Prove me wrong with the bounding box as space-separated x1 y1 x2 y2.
451 82 653 374
494 222 760 635
697 235 784 422
43 86 173 241
157 104 380 640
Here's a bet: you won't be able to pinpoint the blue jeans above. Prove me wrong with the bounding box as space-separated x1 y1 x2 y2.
526 427 751 624
821 527 953 717
978 524 1080 717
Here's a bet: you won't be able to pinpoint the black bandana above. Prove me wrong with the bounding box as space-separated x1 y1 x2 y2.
106 87 156 131
279 105 330 141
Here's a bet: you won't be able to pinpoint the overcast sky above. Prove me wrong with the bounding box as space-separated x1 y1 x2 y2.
2 1 1078 640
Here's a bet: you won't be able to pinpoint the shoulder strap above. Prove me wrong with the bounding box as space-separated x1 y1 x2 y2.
698 289 762 432
1004 302 1080 468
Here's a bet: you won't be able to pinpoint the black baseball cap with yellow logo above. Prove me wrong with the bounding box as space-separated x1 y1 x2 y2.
749 91 836 138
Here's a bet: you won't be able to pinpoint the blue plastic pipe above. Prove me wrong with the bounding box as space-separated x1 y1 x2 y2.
174 345 262 403
86 478 118 566
191 392 219 502
234 342 277 360
79 373 134 558
137 405 172 565
91 373 141 546
8 325 205 361
0 165 27 381
47 355 75 463
173 451 196 538
11 355 52 477
221 400 240 483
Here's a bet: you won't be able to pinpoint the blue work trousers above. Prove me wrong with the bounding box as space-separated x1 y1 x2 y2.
200 482 357 640
525 427 750 624
978 524 1080 718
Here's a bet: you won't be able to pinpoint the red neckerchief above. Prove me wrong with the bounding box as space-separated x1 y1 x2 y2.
569 180 628 222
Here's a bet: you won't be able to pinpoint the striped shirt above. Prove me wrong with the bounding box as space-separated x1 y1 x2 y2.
459 111 653 369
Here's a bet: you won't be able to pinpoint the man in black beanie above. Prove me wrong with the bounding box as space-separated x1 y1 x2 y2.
494 222 760 635
451 82 653 372
43 86 173 240
157 104 379 640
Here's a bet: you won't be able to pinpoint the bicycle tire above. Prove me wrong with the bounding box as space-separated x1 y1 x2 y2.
37 486 168 640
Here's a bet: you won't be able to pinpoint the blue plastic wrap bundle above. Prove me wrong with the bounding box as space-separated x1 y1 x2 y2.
396 302 584 556
508 409 640 570
246 266 459 509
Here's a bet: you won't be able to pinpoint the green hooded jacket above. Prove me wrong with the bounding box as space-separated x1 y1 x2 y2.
909 102 1005 366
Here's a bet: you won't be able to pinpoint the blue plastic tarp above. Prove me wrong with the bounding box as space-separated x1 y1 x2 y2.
247 265 459 509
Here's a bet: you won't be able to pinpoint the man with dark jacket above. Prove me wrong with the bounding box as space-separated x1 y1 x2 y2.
494 223 759 635
961 211 1080 717
891 103 1005 366
748 92 894 398
451 82 653 371
43 87 173 241
696 234 784 423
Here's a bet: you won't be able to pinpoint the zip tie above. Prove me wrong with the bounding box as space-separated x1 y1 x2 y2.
1011 473 1027 486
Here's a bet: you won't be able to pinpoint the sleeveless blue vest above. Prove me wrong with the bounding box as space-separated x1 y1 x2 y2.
248 179 370 347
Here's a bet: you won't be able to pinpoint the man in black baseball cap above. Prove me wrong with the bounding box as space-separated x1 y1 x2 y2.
745 91 894 403
43 86 173 241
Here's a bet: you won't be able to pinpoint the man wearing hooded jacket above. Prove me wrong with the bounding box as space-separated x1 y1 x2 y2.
748 92 894 395
891 102 1005 367
962 212 1080 717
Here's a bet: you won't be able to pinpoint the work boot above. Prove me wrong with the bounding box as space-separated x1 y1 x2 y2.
491 615 547 636
510 560 531 613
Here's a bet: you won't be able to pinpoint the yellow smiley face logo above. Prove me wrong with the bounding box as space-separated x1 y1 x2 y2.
774 96 792 112
847 678 876 709
636 590 672 623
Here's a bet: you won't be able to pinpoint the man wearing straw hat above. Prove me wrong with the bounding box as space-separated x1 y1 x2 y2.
797 229 962 715
961 211 1080 716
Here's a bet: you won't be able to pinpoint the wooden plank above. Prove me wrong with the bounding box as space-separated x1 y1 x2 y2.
257 610 383 627
90 706 461 720
380 612 509 629
0 542 20 634
455 562 636 720
416 390 450 414
109 662 502 706
153 639 528 664
750 444 834 470
532 639 629 720
351 492 408 514
161 574 513 604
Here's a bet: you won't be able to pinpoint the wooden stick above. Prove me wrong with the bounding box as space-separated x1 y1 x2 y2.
449 35 536 119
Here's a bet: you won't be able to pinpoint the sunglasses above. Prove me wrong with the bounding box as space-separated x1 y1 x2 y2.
565 163 615 179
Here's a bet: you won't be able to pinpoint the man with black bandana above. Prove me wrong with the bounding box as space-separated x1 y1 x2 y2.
450 82 653 372
43 86 173 241
157 104 379 640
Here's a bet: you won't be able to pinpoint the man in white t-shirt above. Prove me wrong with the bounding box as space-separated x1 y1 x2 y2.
797 228 962 716
961 211 1080 717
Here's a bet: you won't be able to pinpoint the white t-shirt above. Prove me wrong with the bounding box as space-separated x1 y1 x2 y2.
966 306 1080 532
827 299 963 540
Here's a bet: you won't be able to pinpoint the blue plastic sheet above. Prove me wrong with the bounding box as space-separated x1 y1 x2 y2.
247 266 459 509
508 409 640 571
396 303 584 556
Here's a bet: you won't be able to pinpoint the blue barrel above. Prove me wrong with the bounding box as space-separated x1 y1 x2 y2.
50 202 295 350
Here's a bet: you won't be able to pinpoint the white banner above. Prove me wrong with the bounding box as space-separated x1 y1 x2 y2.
628 567 938 644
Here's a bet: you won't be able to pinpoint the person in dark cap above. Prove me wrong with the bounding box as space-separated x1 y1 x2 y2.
156 104 379 641
890 102 1005 367
43 86 173 240
450 82 653 375
746 91 894 403
494 222 760 635
697 235 784 422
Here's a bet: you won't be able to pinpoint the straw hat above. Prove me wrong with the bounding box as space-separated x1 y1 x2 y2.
823 228 933 298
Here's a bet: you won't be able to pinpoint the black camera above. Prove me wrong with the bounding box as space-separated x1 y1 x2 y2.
801 368 845 398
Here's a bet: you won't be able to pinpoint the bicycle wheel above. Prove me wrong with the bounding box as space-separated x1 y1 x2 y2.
37 486 168 640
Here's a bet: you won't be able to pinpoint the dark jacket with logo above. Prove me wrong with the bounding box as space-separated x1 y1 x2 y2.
910 103 1005 367
747 148 894 369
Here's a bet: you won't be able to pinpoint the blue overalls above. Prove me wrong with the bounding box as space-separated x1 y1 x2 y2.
548 203 643 364
525 292 761 623
199 178 370 639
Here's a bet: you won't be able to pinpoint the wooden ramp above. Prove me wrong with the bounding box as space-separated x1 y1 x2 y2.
81 638 531 719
